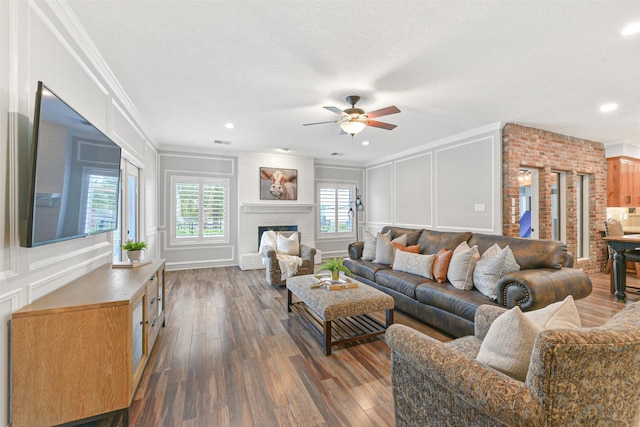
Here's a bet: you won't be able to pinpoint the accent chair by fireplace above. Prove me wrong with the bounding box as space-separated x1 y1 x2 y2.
261 231 316 286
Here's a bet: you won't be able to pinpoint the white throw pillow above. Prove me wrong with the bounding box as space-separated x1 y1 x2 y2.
475 296 581 381
362 231 377 261
392 251 436 279
447 241 480 290
373 232 407 265
473 244 520 300
276 232 299 255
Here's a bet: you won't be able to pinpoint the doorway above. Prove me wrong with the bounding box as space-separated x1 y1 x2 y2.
519 168 539 239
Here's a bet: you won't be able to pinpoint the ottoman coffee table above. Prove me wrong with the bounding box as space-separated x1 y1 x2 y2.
286 274 394 355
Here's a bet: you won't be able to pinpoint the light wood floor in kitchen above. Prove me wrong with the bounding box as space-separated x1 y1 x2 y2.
93 268 640 427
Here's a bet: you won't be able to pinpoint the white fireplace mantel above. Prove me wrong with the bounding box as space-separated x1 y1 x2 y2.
240 203 315 214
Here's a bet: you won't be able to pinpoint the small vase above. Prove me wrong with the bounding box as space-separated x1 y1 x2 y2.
331 270 340 281
127 250 142 262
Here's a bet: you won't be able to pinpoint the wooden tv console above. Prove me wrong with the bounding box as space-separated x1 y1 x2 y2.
11 259 166 427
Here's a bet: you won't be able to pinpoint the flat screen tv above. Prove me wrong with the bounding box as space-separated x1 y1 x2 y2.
23 82 122 247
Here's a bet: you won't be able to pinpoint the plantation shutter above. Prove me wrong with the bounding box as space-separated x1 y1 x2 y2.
203 183 225 237
173 177 228 242
175 182 200 238
319 186 353 235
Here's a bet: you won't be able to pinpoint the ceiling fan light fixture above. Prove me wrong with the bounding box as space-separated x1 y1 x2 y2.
339 120 367 136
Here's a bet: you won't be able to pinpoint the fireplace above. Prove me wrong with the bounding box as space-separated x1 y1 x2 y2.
258 225 298 248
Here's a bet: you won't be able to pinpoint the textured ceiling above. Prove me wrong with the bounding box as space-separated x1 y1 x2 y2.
66 0 640 165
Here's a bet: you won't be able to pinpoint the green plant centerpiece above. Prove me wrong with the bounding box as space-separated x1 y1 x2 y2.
318 257 351 281
121 240 147 262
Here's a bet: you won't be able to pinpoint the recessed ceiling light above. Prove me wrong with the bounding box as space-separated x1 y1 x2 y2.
621 22 640 36
600 103 618 113
224 122 235 129
361 140 370 146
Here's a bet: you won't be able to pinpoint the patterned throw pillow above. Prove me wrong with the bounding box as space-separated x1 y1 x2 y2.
473 244 520 300
362 231 377 261
476 296 581 381
373 232 407 265
391 243 421 266
393 251 436 279
432 248 453 283
447 242 480 290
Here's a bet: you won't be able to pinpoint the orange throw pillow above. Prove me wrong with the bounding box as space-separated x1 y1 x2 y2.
433 248 453 283
391 243 421 266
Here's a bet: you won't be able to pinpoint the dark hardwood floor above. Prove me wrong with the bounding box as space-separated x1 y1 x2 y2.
94 268 639 427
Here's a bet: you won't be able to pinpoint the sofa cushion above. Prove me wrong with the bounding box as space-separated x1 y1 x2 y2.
375 269 430 299
393 251 436 279
447 242 480 290
473 244 521 300
475 296 581 381
417 229 473 255
468 233 567 269
433 248 453 283
343 259 390 282
374 232 407 265
415 281 498 322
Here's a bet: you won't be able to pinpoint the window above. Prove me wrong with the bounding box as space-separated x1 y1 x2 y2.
576 174 590 259
171 176 228 244
317 183 354 238
551 171 567 243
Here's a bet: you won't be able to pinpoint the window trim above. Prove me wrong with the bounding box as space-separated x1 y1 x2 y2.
170 175 229 245
316 182 356 240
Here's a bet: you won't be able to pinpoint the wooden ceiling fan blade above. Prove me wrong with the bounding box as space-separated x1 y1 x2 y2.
323 106 345 115
303 120 338 126
367 120 397 130
366 106 401 119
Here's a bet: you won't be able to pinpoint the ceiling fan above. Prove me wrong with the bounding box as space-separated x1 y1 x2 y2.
303 95 401 136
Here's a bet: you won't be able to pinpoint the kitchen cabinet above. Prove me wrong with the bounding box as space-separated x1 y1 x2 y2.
11 259 166 427
607 156 640 207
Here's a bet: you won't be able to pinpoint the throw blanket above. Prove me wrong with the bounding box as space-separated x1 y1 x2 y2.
259 230 302 279
276 254 303 279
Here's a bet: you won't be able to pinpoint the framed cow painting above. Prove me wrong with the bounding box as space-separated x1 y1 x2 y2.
259 167 298 200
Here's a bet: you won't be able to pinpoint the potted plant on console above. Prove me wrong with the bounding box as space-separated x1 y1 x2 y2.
122 240 147 263
318 257 351 281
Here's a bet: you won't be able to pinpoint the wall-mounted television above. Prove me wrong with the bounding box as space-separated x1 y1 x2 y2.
23 82 122 247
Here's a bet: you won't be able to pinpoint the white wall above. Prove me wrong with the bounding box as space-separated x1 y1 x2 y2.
0 2 158 425
364 124 503 235
238 152 315 256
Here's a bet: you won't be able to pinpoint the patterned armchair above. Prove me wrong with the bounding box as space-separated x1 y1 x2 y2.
386 302 640 426
261 231 316 286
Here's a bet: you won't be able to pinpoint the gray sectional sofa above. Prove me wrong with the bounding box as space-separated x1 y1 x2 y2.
343 226 593 337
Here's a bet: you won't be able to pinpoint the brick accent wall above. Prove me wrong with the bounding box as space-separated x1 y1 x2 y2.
502 124 606 274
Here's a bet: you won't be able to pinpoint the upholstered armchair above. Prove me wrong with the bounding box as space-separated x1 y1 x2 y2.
386 302 640 426
261 231 316 286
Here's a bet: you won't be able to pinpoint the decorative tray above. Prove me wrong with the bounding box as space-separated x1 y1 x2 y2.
312 275 359 290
